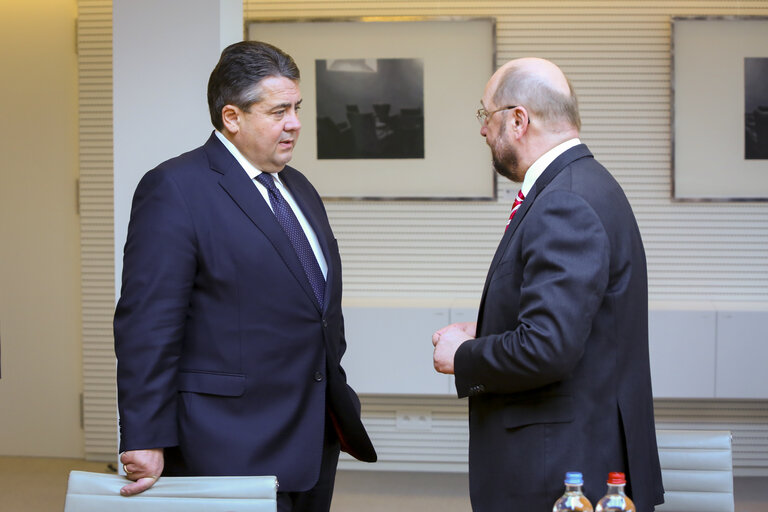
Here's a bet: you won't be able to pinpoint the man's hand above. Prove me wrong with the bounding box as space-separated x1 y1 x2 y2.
432 322 477 374
120 448 164 496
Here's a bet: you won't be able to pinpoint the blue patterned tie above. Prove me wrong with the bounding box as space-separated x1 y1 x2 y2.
256 173 325 308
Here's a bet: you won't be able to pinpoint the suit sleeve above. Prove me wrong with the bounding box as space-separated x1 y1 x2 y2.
114 169 197 452
454 190 610 397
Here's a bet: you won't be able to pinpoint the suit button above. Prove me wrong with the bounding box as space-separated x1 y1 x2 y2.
314 371 324 382
322 319 328 328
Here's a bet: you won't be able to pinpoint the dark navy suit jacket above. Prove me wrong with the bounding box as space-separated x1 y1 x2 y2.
114 133 375 492
454 144 664 511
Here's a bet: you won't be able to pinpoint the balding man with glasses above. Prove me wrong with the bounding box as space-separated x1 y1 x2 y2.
432 58 664 512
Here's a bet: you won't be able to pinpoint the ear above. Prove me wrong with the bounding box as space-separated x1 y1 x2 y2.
221 104 241 134
510 106 530 137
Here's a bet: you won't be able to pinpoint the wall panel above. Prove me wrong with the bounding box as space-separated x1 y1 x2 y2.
245 0 768 302
78 0 116 461
339 397 768 477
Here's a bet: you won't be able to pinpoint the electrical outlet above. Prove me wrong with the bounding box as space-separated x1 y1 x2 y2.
396 410 433 431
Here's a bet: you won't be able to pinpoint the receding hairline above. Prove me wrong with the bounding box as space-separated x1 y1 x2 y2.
488 57 581 131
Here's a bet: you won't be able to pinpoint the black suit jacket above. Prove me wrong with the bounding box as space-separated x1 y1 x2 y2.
454 144 664 511
114 133 375 492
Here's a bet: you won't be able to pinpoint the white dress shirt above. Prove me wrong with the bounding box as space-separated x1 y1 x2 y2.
215 131 328 278
520 138 581 196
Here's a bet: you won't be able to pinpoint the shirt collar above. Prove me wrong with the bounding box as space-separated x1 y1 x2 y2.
214 130 279 182
520 138 581 196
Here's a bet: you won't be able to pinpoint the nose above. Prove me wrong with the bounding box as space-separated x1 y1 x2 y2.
285 110 301 132
480 123 488 137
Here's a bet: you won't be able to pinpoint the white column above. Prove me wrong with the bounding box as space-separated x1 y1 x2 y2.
113 0 242 292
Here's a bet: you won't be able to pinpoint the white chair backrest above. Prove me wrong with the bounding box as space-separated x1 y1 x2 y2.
64 471 277 512
655 429 734 512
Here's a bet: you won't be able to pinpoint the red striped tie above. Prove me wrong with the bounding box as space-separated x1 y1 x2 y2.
505 189 525 231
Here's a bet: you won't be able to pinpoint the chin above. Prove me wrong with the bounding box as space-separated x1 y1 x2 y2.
275 153 293 168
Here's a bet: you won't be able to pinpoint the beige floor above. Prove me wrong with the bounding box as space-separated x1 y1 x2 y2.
0 457 107 511
1 456 766 511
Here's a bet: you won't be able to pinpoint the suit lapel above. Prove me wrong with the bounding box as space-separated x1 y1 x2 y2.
477 144 594 329
204 134 322 313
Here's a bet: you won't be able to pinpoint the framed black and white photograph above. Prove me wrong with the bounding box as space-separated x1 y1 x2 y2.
672 17 768 200
247 18 495 199
316 58 424 160
745 57 768 160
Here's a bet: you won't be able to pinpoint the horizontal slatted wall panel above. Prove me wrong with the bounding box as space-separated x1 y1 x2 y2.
655 399 768 477
337 396 470 472
246 0 768 475
341 397 768 476
78 0 117 461
245 0 768 301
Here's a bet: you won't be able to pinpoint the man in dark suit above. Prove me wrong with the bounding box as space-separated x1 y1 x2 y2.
114 41 376 512
432 58 664 511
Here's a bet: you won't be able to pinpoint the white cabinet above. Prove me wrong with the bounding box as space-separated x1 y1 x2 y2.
716 310 768 398
648 309 716 398
342 303 453 395
341 300 768 399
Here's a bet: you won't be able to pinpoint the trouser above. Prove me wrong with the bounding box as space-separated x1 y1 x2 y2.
277 416 341 512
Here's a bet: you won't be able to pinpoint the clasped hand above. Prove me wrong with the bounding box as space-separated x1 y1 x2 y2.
432 322 476 374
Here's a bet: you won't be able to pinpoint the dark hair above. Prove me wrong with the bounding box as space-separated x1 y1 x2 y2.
207 41 300 130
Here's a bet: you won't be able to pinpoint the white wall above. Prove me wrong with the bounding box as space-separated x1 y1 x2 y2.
244 0 768 303
0 0 82 457
113 0 242 291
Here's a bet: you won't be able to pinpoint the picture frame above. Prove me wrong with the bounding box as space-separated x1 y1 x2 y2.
672 16 768 201
247 18 497 200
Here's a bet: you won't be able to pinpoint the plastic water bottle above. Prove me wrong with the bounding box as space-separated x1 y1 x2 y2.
553 472 593 511
595 472 636 512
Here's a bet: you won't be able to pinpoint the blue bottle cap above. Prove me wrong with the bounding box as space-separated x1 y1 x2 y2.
565 472 584 485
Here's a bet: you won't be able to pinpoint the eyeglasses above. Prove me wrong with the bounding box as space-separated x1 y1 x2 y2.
476 105 518 126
